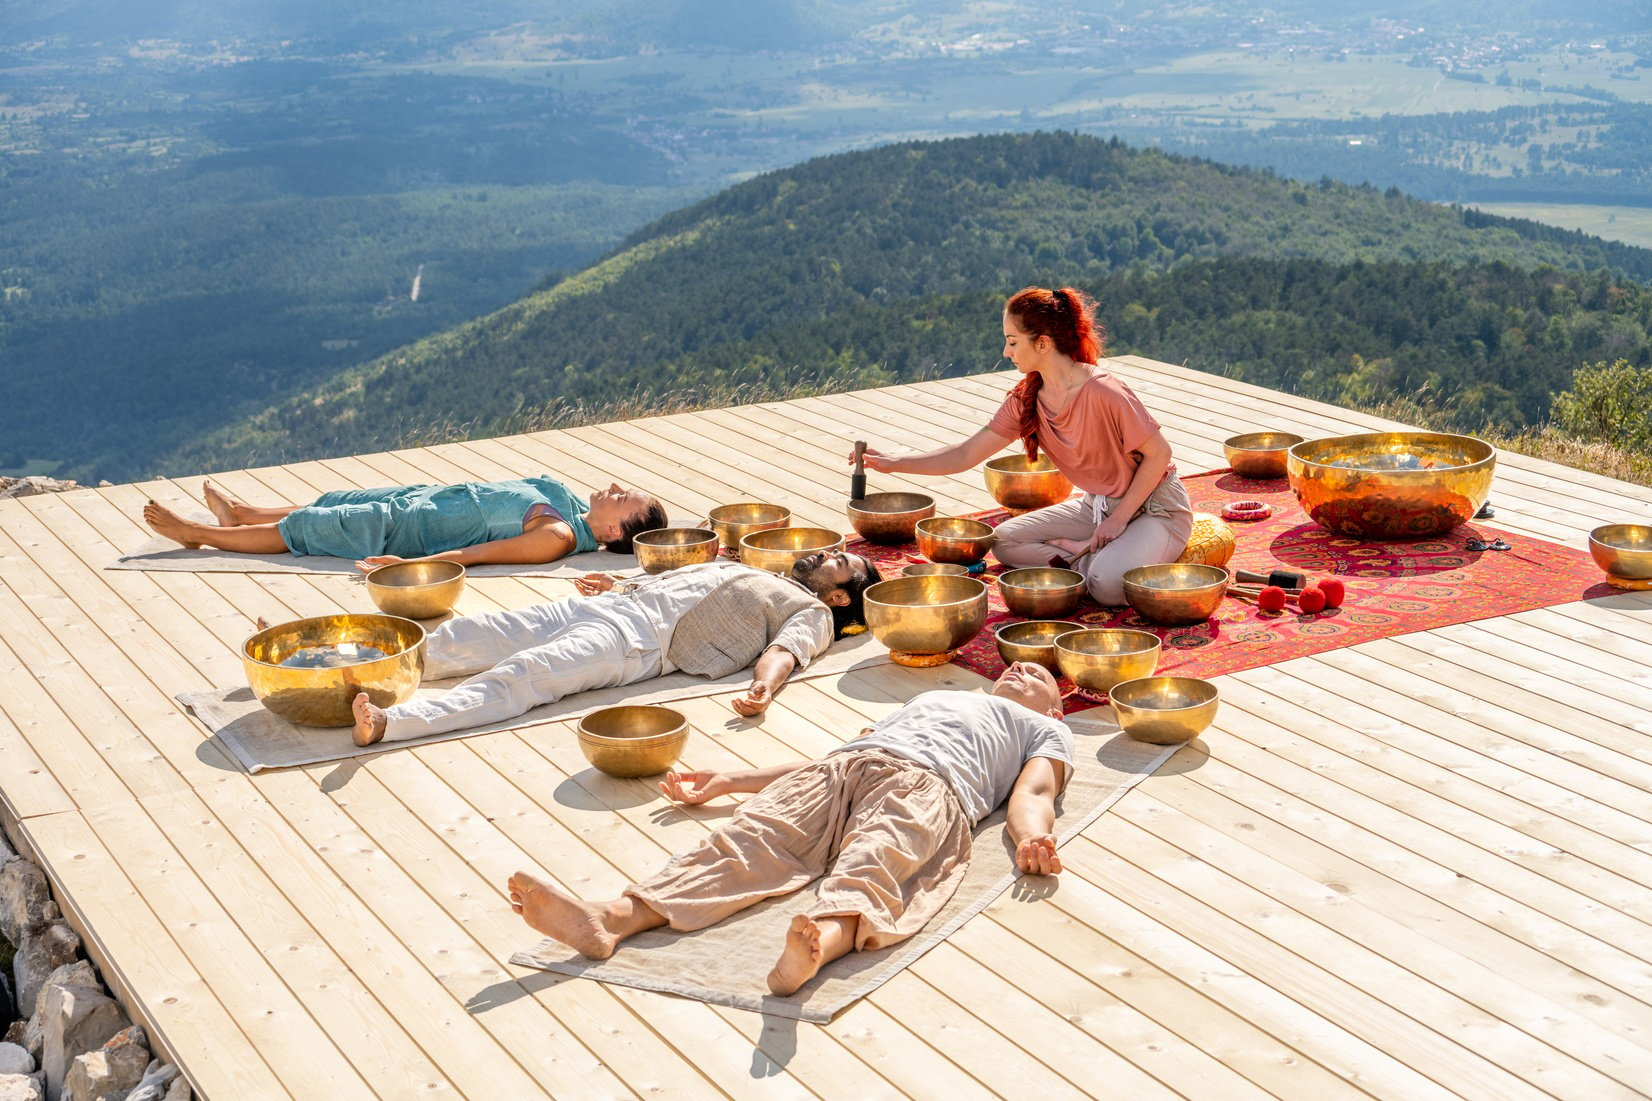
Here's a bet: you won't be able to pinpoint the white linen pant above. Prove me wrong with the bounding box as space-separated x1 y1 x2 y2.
382 598 662 741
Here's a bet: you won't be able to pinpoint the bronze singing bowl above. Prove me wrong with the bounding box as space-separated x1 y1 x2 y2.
242 613 426 727
634 527 720 573
994 620 1084 672
846 491 937 545
707 502 790 550
576 705 690 778
1054 628 1162 695
364 559 466 619
915 516 996 565
998 567 1086 619
1589 523 1652 580
983 454 1075 511
1121 562 1230 626
739 526 845 573
1223 431 1306 480
864 575 989 657
1287 431 1496 540
1109 676 1220 745
902 562 969 577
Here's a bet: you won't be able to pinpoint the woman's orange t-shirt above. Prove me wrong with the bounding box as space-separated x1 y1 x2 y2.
987 370 1174 497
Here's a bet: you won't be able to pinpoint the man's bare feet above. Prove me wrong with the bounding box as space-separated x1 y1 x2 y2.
351 692 386 747
767 913 826 995
202 481 245 527
142 500 203 548
507 872 620 959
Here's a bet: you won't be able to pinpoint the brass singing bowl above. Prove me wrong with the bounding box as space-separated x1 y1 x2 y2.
1287 432 1497 540
998 567 1086 619
707 502 790 550
1055 628 1162 695
983 454 1075 511
242 613 426 727
995 620 1084 672
1589 523 1652 580
864 575 989 658
739 526 846 573
1122 562 1230 626
847 491 936 545
915 516 996 565
634 527 720 573
1109 676 1220 745
364 559 466 619
576 705 690 778
1223 431 1306 480
903 562 969 577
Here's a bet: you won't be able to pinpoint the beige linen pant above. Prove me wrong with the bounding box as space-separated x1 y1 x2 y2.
626 749 972 950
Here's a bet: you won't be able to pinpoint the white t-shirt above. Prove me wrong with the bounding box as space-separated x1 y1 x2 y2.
836 691 1075 825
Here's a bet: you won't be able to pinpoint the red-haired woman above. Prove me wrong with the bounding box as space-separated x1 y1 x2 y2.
859 286 1192 605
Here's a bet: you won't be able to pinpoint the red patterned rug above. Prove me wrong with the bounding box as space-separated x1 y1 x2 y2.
848 469 1612 714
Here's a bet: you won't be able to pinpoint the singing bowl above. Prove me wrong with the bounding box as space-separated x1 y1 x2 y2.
846 491 936 545
902 562 969 577
576 705 690 778
1223 431 1306 480
983 454 1075 511
997 567 1086 619
707 502 790 550
1054 628 1162 695
1589 524 1652 580
739 526 846 573
634 527 720 573
1122 562 1230 626
863 575 989 658
243 613 425 727
994 620 1084 672
1109 676 1220 745
364 559 466 619
915 516 996 565
1287 431 1497 540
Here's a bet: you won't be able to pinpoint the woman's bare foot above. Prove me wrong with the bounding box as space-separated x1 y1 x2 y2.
767 914 827 995
351 692 386 747
143 500 204 549
202 481 245 526
507 872 620 959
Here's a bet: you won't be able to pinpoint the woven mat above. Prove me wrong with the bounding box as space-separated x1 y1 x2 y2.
509 710 1174 1022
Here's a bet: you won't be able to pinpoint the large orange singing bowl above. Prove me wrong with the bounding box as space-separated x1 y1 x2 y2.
1287 432 1496 540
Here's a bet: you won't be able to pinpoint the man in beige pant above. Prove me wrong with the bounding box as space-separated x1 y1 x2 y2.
507 663 1074 995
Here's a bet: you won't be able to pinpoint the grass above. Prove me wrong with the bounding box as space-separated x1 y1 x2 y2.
1465 202 1652 252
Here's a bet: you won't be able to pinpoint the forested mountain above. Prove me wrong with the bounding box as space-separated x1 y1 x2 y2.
168 132 1652 474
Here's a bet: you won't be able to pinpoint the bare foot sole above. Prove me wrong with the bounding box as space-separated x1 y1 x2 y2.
351 692 386 747
142 500 203 549
202 480 245 527
767 913 825 995
507 872 618 959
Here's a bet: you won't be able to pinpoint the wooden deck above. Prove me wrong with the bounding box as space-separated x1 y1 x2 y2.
3 359 1651 1100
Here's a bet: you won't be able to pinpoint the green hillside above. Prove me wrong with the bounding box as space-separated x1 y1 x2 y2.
169 132 1652 473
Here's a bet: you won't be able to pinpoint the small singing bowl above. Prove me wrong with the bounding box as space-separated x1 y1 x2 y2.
634 527 720 573
1589 524 1652 580
1109 676 1221 745
1055 628 1162 695
576 705 690 778
847 491 936 544
998 567 1086 618
902 562 969 577
243 613 426 727
1122 562 1230 626
1223 431 1306 480
915 516 996 565
707 502 790 549
740 526 845 573
1288 431 1496 540
995 620 1084 672
864 574 989 664
983 454 1075 511
365 559 466 619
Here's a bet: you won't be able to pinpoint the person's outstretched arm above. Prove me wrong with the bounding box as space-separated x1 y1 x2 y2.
732 645 799 716
659 759 814 804
1006 756 1069 875
859 426 1014 477
356 524 576 571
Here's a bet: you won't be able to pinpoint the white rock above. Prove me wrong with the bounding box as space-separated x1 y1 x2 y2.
64 1025 147 1101
1 858 58 945
0 1046 29 1076
40 984 125 1101
123 1061 181 1101
19 962 99 1066
0 1072 43 1101
14 924 81 1018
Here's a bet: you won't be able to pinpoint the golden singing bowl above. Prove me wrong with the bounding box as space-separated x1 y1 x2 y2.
242 613 425 727
1109 676 1220 745
998 567 1086 618
903 562 969 577
707 502 790 549
739 526 846 573
1055 628 1162 695
1287 432 1496 540
634 527 720 573
365 559 466 619
847 491 936 544
1223 431 1306 480
1122 562 1230 626
915 516 996 565
983 454 1075 511
576 705 690 778
1589 524 1652 580
995 619 1084 672
864 575 989 661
